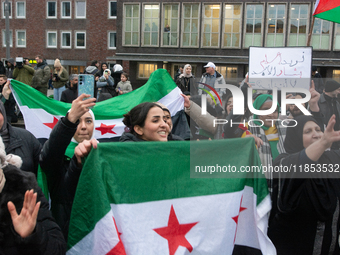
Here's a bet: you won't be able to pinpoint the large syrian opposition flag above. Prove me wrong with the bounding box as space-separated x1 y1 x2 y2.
10 69 183 140
67 138 275 254
313 0 340 23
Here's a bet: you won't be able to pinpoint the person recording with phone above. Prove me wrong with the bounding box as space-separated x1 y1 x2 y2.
12 57 35 87
52 59 69 101
96 69 115 102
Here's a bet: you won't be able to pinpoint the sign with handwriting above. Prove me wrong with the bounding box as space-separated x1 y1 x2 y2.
249 47 312 90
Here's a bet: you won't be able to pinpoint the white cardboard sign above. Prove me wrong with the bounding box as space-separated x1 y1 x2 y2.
249 47 312 90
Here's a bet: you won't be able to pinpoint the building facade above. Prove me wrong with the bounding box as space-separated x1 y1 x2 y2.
0 0 117 73
116 0 340 88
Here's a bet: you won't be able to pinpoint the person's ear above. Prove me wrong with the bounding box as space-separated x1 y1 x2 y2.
134 125 143 136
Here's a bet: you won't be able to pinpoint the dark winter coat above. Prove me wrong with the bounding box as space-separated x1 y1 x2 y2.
32 61 50 95
0 164 67 255
6 124 42 176
39 117 82 241
60 84 77 103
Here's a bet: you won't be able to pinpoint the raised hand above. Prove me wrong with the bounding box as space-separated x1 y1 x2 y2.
309 80 320 112
74 138 98 166
181 94 191 108
68 94 96 123
7 190 41 239
2 80 11 100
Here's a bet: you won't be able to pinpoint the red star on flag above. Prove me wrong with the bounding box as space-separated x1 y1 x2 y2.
154 205 198 255
232 196 247 243
96 123 117 135
106 216 126 255
43 116 59 129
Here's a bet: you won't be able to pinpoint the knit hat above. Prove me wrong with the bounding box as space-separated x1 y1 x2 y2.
54 59 61 68
0 136 22 193
325 80 340 92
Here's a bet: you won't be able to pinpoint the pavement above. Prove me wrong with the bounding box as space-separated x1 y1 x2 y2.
11 89 54 129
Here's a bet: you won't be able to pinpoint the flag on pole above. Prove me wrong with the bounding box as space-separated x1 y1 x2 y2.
313 0 340 23
67 138 275 254
10 69 184 141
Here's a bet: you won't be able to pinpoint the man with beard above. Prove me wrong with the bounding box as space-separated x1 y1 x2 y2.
31 55 50 95
60 74 78 103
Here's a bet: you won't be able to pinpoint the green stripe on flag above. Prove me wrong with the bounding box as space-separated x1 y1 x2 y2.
68 138 268 249
11 69 178 120
314 6 340 23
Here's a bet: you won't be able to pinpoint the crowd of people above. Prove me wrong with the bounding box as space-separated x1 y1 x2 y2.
0 55 340 254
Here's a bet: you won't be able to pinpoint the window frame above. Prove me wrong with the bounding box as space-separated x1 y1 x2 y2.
287 3 310 46
61 30 72 49
201 3 221 48
265 3 287 47
46 30 57 48
75 0 86 19
137 62 158 79
46 1 57 19
142 3 160 47
181 2 200 48
61 1 71 19
311 15 332 51
161 3 180 48
2 1 12 19
75 31 86 49
334 23 340 51
2 29 13 47
222 3 242 49
243 3 265 48
16 29 26 47
109 0 117 19
108 31 117 49
123 3 141 47
16 1 25 19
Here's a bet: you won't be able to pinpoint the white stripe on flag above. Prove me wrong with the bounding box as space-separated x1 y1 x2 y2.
67 211 120 255
158 87 184 116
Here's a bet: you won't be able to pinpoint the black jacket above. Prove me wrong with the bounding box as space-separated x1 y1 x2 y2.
60 85 77 103
5 124 42 176
0 165 66 255
119 132 144 142
39 116 82 241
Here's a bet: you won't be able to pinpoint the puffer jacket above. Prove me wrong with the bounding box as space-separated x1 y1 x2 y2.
31 61 50 94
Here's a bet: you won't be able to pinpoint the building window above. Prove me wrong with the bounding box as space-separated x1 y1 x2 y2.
109 1 117 18
47 1 56 18
311 17 331 50
61 1 71 18
75 31 86 48
108 32 116 49
123 4 140 46
202 4 221 48
335 24 340 51
61 31 71 48
16 30 25 47
244 4 264 48
266 4 286 47
288 4 309 46
47 31 57 48
138 63 157 78
16 1 25 18
2 30 12 47
223 4 242 48
142 4 159 47
76 1 86 18
2 1 12 18
182 3 199 47
162 4 179 47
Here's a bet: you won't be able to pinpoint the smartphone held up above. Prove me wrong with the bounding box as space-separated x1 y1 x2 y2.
78 74 95 108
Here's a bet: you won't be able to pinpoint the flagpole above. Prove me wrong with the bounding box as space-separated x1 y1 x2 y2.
307 16 315 47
